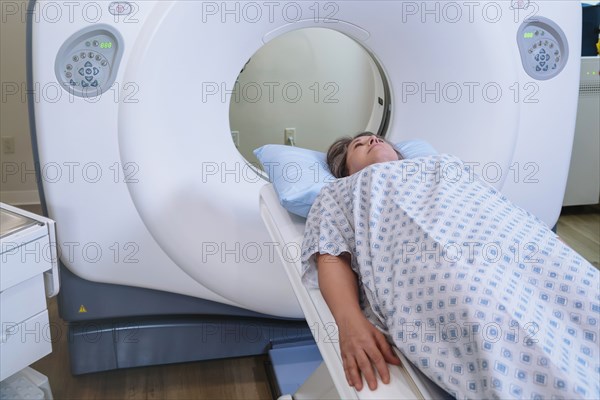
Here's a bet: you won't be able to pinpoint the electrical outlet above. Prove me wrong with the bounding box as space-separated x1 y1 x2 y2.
231 131 240 148
1 137 15 154
284 128 296 146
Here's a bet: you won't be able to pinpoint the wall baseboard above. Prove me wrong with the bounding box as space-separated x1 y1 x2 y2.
0 190 41 205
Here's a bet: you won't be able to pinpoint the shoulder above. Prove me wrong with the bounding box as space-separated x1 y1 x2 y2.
306 177 355 218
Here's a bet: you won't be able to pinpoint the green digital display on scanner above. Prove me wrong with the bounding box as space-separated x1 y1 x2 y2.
100 42 113 49
524 32 534 39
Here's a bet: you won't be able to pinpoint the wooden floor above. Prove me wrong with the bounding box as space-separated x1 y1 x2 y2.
31 299 273 400
556 204 600 268
15 204 600 399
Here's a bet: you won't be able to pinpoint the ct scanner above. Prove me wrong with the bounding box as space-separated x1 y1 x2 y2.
28 0 582 388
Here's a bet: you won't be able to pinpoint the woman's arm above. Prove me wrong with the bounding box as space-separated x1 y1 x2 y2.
317 253 401 391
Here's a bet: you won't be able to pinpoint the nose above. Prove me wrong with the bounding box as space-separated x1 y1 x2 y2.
369 136 382 145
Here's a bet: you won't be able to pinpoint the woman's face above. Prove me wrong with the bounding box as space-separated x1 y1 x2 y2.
345 135 399 176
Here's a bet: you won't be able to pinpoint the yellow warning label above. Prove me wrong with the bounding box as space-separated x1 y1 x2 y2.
78 305 88 313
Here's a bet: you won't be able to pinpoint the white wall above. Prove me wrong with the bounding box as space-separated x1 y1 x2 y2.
0 2 39 205
229 28 385 166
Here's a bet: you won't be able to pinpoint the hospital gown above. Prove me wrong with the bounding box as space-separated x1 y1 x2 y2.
301 154 600 400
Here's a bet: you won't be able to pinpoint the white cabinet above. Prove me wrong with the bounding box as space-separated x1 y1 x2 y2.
0 203 59 393
563 57 600 206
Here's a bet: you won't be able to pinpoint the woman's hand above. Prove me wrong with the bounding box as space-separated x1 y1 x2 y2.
337 312 401 391
316 253 401 391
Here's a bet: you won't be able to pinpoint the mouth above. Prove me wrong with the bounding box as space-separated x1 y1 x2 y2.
368 143 383 153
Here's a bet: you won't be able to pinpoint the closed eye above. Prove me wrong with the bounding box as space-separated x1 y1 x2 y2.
352 139 367 149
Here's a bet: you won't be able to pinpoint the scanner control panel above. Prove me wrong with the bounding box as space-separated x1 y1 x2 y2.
517 17 569 80
55 26 123 97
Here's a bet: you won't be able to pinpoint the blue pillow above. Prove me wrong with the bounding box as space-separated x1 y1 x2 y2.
254 139 437 218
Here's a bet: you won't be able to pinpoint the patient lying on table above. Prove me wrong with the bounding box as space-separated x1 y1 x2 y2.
300 132 600 399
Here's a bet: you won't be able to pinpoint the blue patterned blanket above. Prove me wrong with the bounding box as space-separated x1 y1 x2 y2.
302 154 600 399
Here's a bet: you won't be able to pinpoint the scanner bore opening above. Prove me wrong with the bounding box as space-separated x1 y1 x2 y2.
228 27 391 178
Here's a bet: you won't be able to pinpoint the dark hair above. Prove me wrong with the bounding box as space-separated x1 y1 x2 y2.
326 132 402 178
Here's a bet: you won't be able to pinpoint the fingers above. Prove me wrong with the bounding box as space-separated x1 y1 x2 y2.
344 346 387 391
356 351 378 391
365 347 390 389
365 328 401 385
343 353 364 391
376 332 402 366
340 324 401 392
